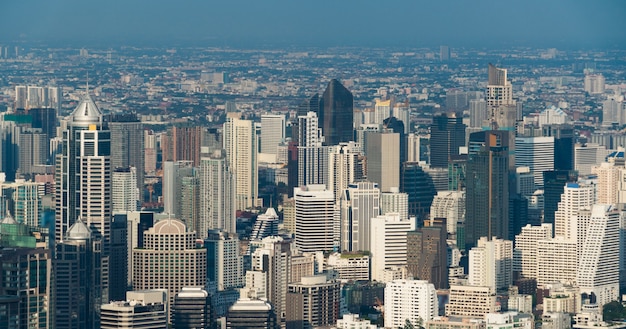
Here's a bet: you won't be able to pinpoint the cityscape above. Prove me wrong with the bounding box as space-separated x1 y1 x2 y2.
1 1 626 329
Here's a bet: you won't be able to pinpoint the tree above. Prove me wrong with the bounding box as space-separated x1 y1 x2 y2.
603 301 626 322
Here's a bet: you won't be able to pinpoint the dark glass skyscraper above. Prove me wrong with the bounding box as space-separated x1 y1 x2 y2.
543 170 578 225
407 218 448 289
107 113 145 192
400 162 436 225
542 124 574 171
319 79 353 146
429 113 466 168
465 131 510 250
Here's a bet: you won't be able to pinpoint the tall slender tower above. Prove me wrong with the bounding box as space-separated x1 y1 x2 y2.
55 92 112 249
108 113 144 192
199 148 236 235
223 117 258 211
429 113 466 168
319 79 354 146
297 111 328 187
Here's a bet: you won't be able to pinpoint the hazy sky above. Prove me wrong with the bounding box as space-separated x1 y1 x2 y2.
1 0 624 48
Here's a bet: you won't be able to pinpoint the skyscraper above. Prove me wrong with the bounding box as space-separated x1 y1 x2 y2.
384 279 438 328
251 208 279 241
112 166 139 214
486 64 516 132
514 136 554 188
366 130 400 192
465 131 510 250
542 170 578 225
162 160 194 218
542 124 575 171
406 220 448 289
108 113 145 192
400 162 436 223
339 181 381 252
429 113 466 168
297 112 328 187
370 213 415 282
294 185 336 253
101 290 168 329
319 79 354 146
468 237 513 293
286 275 341 329
161 125 203 166
199 148 235 235
205 229 244 291
513 224 553 279
261 114 286 157
223 117 258 210
172 287 212 329
327 142 364 202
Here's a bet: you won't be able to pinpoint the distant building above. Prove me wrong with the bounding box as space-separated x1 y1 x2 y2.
385 279 438 328
327 252 370 282
294 185 336 253
319 79 354 146
430 113 466 168
172 287 212 329
446 285 497 318
101 290 168 329
286 275 340 329
370 213 415 282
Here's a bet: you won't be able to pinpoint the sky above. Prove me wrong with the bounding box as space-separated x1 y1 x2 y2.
0 0 624 48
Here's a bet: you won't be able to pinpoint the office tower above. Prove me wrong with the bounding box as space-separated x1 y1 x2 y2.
54 220 104 329
132 219 207 322
319 79 354 146
172 287 212 329
370 213 415 282
536 237 578 286
465 131 510 250
592 162 620 204
14 85 61 110
602 98 623 126
327 252 370 281
445 285 497 318
538 106 567 127
109 214 128 301
246 236 292 327
542 170 578 225
469 99 488 128
584 74 605 94
576 204 620 306
294 185 336 253
553 182 595 247
374 99 392 125
339 181 380 252
296 93 320 118
513 224 552 279
205 229 244 291
261 114 286 157
430 190 465 238
251 208 279 240
384 116 408 165
392 101 411 134
407 133 430 163
384 279 438 328
161 125 203 166
112 166 139 213
468 237 513 293
108 113 144 192
406 220 448 289
515 166 535 196
486 64 516 132
162 160 194 217
0 220 51 329
575 143 608 176
223 117 258 210
101 290 168 329
439 45 450 61
126 211 154 289
0 120 19 181
380 187 409 220
400 162 436 223
366 130 400 192
515 136 554 188
26 107 57 141
430 113 466 168
180 175 200 232
297 111 328 187
144 130 157 175
328 142 364 202
0 180 42 227
227 292 278 329
199 148 235 235
17 128 48 177
286 275 341 329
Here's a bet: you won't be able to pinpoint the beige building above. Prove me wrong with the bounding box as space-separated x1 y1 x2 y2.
445 285 498 319
132 219 206 322
426 317 486 329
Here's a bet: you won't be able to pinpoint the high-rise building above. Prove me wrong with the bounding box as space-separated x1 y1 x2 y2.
439 45 450 61
584 74 605 95
468 237 513 293
406 220 448 289
319 79 354 146
513 224 552 279
108 113 145 192
469 99 488 128
366 130 400 192
162 160 194 218
374 99 392 125
429 190 465 238
126 211 154 289
370 213 415 282
0 180 42 227
592 162 620 204
536 237 578 286
205 229 243 291
294 185 336 253
144 130 157 175
110 214 128 301
132 219 207 322
180 175 200 234
339 181 380 252
538 106 568 127
251 208 279 241
542 170 578 225
112 166 139 214
261 114 286 157
17 128 48 177
465 131 510 250
429 113 466 168
161 125 203 166
227 291 278 329
286 275 341 329
27 107 57 140
392 101 411 134
223 117 258 210
327 252 370 282
575 143 608 176
400 162 436 223
172 287 212 329
380 187 409 220
54 220 105 329
384 279 438 328
445 285 497 318
100 290 168 329
327 142 364 202
576 204 620 306
515 136 554 188
14 85 62 110
297 112 328 187
553 182 595 253
199 148 235 235
486 64 516 132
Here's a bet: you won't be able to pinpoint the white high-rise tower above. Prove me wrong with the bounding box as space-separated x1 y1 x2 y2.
260 114 286 157
223 116 258 210
199 148 236 235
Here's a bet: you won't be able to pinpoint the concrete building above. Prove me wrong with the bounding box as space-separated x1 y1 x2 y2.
592 162 620 204
515 136 554 188
366 130 400 192
385 279 437 328
297 112 328 187
223 117 258 210
100 290 168 329
336 314 377 329
205 229 243 291
327 252 370 282
251 207 279 241
172 287 212 329
575 143 608 176
199 148 236 235
327 142 364 202
430 190 465 238
468 237 513 293
584 74 605 95
294 185 336 253
446 285 497 318
286 275 340 329
261 114 286 157
513 224 552 279
380 187 409 220
338 181 380 252
537 237 578 287
370 213 415 282
0 180 42 228
112 166 139 214
227 291 278 329
407 220 449 289
108 113 145 192
538 106 568 127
